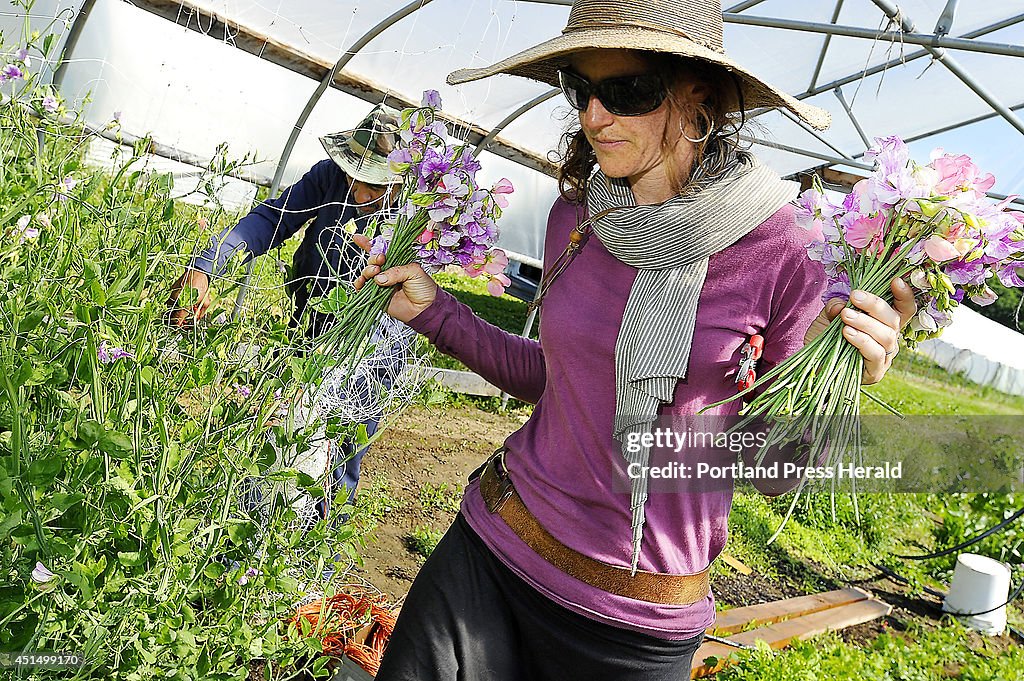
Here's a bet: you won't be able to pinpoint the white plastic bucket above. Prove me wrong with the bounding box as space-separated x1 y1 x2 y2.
942 553 1011 636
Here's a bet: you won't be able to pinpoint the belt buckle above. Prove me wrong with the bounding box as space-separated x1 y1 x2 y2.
485 448 515 514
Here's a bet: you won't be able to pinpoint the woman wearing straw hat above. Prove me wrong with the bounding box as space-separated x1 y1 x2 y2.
356 1 917 678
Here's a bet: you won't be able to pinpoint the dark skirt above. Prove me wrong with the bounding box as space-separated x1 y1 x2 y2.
375 514 705 681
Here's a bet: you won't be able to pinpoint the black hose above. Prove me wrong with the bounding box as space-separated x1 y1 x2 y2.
872 562 1024 618
895 507 1024 560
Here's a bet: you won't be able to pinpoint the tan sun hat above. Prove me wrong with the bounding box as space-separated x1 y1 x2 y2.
447 0 830 130
320 104 403 186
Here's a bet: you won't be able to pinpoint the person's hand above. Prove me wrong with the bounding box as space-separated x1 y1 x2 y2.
167 269 212 327
351 234 438 323
803 277 918 385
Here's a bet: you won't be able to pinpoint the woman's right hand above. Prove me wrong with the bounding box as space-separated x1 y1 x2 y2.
352 233 438 323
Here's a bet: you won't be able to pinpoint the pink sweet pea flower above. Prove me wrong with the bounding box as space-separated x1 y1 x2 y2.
41 95 58 113
841 212 886 251
923 235 960 263
482 249 508 275
417 227 436 245
491 178 514 208
486 273 511 296
930 151 996 197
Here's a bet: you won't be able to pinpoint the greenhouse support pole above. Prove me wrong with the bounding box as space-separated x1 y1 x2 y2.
473 88 560 157
807 0 845 92
833 86 872 149
471 87 558 408
51 0 98 91
867 0 1024 137
740 136 874 172
231 0 435 321
795 14 1024 100
779 109 853 161
722 12 1024 59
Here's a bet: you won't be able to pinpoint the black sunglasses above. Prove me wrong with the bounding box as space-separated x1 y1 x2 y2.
557 69 668 117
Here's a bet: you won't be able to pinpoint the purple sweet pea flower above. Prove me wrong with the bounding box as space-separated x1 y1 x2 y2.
822 273 851 306
864 135 910 177
97 341 134 364
1 64 23 81
369 235 390 257
421 89 442 109
235 384 252 398
15 48 29 63
944 260 987 286
41 95 58 113
996 262 1024 288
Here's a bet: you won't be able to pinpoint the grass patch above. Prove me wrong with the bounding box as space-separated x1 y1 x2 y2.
714 621 1023 681
434 271 536 339
354 474 406 527
404 525 444 560
418 482 462 514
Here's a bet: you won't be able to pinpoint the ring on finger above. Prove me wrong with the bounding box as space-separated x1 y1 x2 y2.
884 347 898 358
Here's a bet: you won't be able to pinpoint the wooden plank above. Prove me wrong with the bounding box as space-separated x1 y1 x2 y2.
692 598 891 678
718 552 752 576
126 0 559 178
710 587 869 635
730 598 891 649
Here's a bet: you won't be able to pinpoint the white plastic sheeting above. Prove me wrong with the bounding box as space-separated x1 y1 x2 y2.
3 0 1024 263
918 305 1024 397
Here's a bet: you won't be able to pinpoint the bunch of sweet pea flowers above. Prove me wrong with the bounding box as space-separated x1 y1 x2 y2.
314 90 513 372
708 136 1024 470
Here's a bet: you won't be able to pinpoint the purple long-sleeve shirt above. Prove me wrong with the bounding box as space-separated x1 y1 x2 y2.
408 197 826 639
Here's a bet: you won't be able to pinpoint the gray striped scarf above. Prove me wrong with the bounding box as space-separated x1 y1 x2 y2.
587 155 797 573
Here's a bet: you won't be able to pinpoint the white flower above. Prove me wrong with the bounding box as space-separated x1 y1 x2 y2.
31 562 56 584
910 309 938 333
910 269 930 290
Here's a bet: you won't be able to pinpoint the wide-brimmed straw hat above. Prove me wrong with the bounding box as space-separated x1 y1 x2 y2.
320 105 403 186
447 0 830 130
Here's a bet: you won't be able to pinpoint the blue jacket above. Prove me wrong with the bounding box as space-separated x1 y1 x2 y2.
190 159 372 331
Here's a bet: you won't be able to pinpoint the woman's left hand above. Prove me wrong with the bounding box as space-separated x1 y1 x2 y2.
803 277 919 385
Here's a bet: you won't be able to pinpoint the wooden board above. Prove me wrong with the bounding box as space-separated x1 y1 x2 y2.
710 587 870 635
692 598 892 678
718 552 752 576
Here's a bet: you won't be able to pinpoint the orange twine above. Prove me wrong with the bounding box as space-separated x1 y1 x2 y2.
289 590 397 676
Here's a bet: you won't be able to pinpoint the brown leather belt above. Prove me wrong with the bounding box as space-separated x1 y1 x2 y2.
478 450 711 606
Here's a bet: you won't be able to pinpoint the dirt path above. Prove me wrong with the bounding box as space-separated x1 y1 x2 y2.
352 403 526 598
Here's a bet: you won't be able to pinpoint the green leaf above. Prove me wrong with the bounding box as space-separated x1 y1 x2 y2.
203 562 225 580
17 311 45 334
26 456 64 483
99 431 134 458
162 199 175 221
226 522 255 544
117 551 145 566
14 360 33 388
0 509 23 539
308 286 349 315
77 420 103 446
